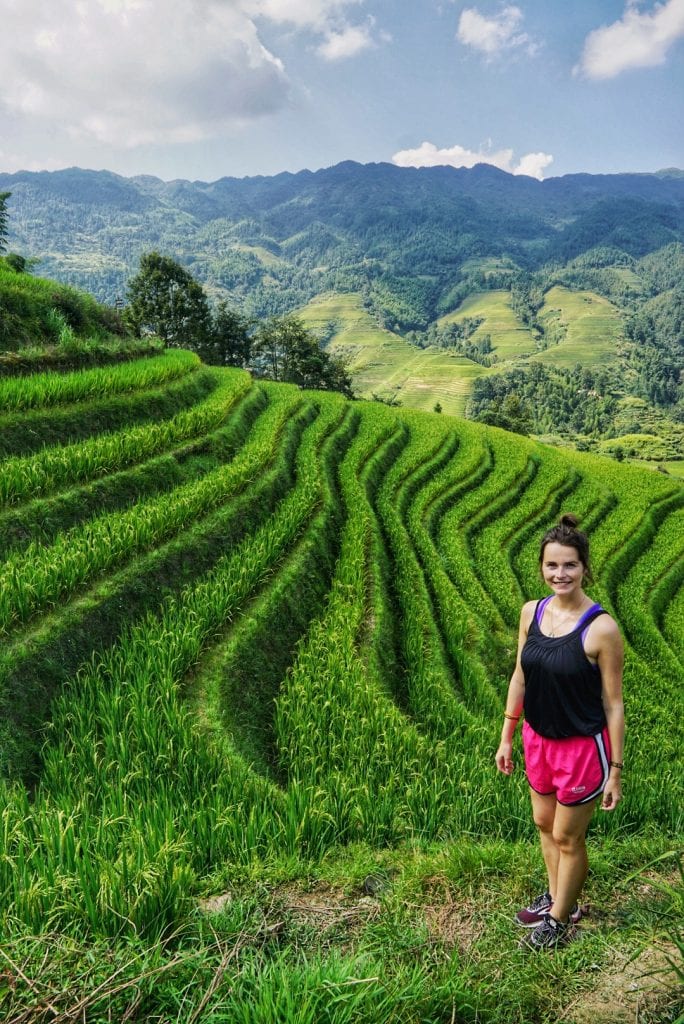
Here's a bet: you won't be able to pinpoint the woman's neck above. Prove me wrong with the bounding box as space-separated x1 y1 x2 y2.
551 590 587 611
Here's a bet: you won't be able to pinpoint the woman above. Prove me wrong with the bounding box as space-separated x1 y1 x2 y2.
495 514 625 950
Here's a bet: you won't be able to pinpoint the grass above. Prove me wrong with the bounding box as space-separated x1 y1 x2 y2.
1 837 681 1024
0 260 122 349
660 461 684 479
1 356 682 1022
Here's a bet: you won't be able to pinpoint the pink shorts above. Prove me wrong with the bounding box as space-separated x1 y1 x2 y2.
522 720 611 806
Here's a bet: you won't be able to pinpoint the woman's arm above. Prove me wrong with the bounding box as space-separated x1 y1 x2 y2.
495 600 535 775
594 616 625 810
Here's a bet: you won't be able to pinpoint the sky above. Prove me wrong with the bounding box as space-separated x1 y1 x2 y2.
1 0 683 183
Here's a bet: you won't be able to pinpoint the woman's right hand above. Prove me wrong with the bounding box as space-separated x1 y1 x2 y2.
495 742 514 775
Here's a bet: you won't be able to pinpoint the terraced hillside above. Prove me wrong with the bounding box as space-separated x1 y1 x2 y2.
534 287 622 368
299 292 489 416
438 289 539 362
301 286 623 417
1 351 682 1021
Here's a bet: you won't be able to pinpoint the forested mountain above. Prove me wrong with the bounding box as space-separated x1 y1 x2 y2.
1 161 682 454
1 161 683 315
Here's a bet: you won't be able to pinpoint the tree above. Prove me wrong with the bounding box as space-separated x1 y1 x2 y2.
198 302 254 366
474 393 533 435
252 314 353 397
0 192 11 254
4 252 39 274
126 252 210 347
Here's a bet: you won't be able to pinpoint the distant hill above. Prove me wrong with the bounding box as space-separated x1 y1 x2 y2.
1 162 682 451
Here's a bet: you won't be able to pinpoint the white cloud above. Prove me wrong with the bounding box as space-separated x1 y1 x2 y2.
0 1 292 148
317 21 375 60
577 0 684 79
514 151 554 179
245 0 364 32
248 0 383 61
0 0 388 164
457 5 535 58
391 141 554 180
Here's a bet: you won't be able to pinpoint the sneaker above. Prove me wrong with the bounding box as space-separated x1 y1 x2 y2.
519 915 575 951
515 891 552 927
515 893 583 928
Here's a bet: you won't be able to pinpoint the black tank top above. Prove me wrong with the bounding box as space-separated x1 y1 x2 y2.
522 598 607 739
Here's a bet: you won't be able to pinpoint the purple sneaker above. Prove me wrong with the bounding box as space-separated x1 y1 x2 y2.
515 892 582 928
515 891 552 927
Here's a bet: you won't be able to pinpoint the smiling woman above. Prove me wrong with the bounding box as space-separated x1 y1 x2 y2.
495 512 625 952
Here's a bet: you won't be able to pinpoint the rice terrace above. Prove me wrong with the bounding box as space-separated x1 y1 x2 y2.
0 337 682 1022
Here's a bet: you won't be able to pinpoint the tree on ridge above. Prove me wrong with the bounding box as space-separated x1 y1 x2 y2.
0 192 11 254
126 251 210 348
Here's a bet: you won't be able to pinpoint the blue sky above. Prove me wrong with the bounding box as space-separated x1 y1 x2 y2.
1 1 683 182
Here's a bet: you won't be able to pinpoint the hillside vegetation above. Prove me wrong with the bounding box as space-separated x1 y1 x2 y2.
0 257 126 351
0 342 682 1022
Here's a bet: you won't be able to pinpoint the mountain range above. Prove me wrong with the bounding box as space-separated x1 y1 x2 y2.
2 161 683 315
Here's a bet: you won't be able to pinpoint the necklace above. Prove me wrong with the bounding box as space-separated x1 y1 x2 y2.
547 597 587 637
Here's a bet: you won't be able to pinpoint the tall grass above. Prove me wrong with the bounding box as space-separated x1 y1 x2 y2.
0 368 251 505
0 348 198 411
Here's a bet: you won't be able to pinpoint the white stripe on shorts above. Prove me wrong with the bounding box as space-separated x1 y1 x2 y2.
576 731 610 804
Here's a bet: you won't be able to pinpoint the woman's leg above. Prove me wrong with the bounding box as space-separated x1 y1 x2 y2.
550 798 598 922
529 790 559 897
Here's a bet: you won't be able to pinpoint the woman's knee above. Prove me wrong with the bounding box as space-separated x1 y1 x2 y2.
533 809 555 833
551 826 587 851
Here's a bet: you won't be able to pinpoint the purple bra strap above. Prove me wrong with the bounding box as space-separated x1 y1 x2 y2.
536 596 553 625
579 603 604 646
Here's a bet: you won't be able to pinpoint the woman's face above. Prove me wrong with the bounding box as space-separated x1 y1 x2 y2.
541 542 585 597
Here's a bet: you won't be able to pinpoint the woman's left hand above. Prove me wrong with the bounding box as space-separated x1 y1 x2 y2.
601 776 622 810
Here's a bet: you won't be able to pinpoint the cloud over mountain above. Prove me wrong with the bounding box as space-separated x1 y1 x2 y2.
392 141 553 180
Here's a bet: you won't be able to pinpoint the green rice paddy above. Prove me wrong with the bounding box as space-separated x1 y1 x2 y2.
438 289 540 361
0 351 681 1023
299 292 489 416
534 286 622 368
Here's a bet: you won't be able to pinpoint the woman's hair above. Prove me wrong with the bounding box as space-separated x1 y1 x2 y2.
539 513 593 582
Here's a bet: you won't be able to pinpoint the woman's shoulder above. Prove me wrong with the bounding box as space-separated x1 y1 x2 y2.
585 607 624 657
520 599 538 628
591 609 621 639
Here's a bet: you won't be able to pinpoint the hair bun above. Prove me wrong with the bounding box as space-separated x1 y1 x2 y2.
559 513 580 529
